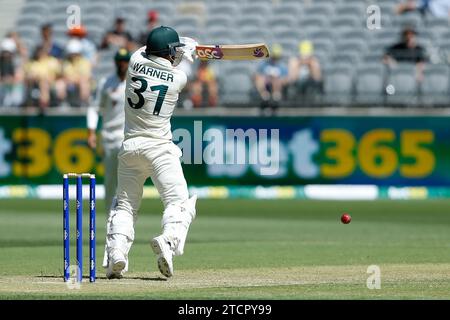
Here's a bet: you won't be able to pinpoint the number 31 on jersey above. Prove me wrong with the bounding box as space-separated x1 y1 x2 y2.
127 76 168 116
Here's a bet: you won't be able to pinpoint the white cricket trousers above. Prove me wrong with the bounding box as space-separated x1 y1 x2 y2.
107 136 189 244
103 145 120 214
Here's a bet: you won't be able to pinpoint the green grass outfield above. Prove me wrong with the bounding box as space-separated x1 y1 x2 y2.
0 198 449 299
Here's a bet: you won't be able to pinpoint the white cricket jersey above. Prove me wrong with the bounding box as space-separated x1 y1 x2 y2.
124 47 187 141
87 74 126 149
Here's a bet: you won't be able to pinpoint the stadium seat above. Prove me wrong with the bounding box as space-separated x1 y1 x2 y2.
16 14 43 29
50 1 75 15
438 40 450 64
281 0 305 4
204 25 234 36
421 65 450 106
85 0 110 4
115 4 142 19
306 29 334 43
385 63 419 106
362 52 385 64
392 12 423 29
94 63 115 81
223 61 258 76
85 26 104 47
207 0 243 5
236 16 265 30
82 14 109 30
116 2 141 12
314 52 330 73
205 15 233 30
335 39 368 55
152 0 177 3
240 3 271 18
438 30 450 45
335 3 365 16
373 28 401 42
272 29 302 44
240 29 272 44
355 64 386 105
145 2 174 18
99 48 118 62
369 38 397 56
204 35 236 45
52 23 70 40
25 0 55 3
298 16 329 30
324 67 354 105
50 12 70 26
177 27 204 42
21 2 48 15
312 0 339 4
82 2 113 16
310 39 334 57
376 0 396 14
330 15 364 29
220 69 254 105
250 0 276 5
172 15 201 29
207 3 239 17
424 16 450 30
268 15 298 31
303 4 334 17
330 52 361 69
272 4 301 17
338 29 370 43
344 0 372 3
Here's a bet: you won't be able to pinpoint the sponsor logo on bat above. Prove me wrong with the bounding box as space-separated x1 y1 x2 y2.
253 47 265 58
196 46 224 59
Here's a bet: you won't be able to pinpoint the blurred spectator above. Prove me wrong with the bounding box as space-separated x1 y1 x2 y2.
67 25 98 67
24 45 62 109
138 10 159 46
60 39 92 107
0 33 26 107
190 60 218 108
288 40 323 104
254 44 288 113
396 0 450 18
100 17 134 51
384 27 427 81
40 24 64 59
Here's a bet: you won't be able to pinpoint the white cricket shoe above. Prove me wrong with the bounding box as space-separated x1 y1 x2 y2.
106 249 126 279
151 235 174 278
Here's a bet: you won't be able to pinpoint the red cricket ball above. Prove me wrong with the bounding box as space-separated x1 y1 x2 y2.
341 213 351 224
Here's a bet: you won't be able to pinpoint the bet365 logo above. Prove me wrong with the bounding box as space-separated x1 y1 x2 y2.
196 46 224 59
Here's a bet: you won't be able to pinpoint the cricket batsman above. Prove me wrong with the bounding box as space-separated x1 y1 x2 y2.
86 48 131 272
104 26 198 279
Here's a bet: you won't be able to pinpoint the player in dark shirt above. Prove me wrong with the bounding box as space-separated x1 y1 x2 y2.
100 17 134 51
384 27 427 81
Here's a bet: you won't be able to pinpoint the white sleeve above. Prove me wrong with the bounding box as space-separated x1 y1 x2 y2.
87 77 106 130
178 71 188 92
87 106 99 130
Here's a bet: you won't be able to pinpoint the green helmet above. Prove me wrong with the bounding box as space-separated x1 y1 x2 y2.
145 26 184 57
114 48 131 62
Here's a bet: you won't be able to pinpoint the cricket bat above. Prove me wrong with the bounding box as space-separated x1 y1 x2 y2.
195 43 270 60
